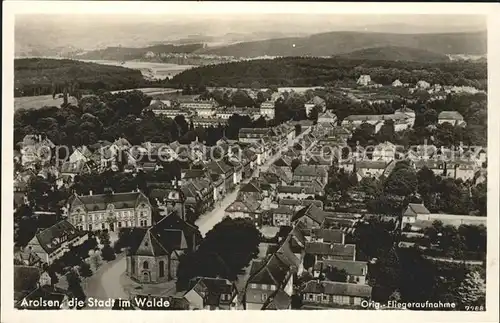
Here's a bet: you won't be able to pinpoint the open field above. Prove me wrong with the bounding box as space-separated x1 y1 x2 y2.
14 95 79 111
14 87 186 111
79 59 196 79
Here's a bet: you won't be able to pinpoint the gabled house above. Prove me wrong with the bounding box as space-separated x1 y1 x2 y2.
183 277 239 310
68 146 93 164
293 165 328 186
207 160 235 192
224 196 261 226
270 206 295 227
317 111 338 125
277 186 315 200
60 160 91 181
19 134 55 167
302 280 372 308
312 260 368 284
401 203 430 230
292 204 328 229
26 220 88 265
372 142 396 162
305 242 356 261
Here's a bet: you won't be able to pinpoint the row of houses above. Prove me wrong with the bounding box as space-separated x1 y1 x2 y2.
149 98 276 120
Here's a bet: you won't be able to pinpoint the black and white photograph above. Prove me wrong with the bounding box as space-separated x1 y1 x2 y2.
2 1 499 321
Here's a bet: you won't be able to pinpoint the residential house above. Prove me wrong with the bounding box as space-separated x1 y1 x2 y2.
224 196 261 226
303 228 345 244
438 111 466 126
244 245 297 310
207 160 235 192
126 212 202 283
392 79 403 87
292 204 328 229
279 199 324 212
60 160 91 181
305 96 326 116
238 128 272 144
317 111 338 125
19 134 55 167
302 280 372 308
26 220 88 265
271 206 295 227
293 165 328 186
305 242 356 262
277 186 315 200
67 191 153 232
183 277 239 310
68 146 93 164
372 142 396 162
260 101 275 119
355 160 389 179
416 80 431 89
401 203 431 230
312 260 368 285
357 75 372 86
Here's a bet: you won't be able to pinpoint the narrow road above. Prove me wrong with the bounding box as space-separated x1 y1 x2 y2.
83 254 128 309
195 127 312 236
82 127 312 303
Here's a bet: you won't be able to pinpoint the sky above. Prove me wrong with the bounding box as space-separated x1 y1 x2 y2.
14 14 487 52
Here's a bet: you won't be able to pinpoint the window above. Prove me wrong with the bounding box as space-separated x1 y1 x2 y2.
159 260 165 277
261 284 267 290
118 222 122 228
250 284 257 289
261 294 267 302
322 295 328 302
88 224 92 231
308 294 313 300
101 223 106 230
270 285 276 291
143 261 149 269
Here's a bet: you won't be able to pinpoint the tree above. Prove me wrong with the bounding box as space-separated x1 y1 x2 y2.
456 271 486 307
101 244 116 261
176 218 261 289
384 161 417 197
89 250 103 271
78 262 93 277
66 269 86 309
376 119 395 143
324 267 348 282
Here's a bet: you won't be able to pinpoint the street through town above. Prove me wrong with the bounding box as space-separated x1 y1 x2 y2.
84 127 311 300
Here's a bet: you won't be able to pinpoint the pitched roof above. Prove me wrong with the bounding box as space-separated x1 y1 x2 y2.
32 220 83 254
279 199 324 209
293 165 327 178
271 206 294 215
439 111 464 120
403 203 431 216
309 228 344 244
188 277 236 307
292 204 327 225
207 160 233 175
314 259 368 276
305 242 356 259
277 186 315 194
69 191 150 212
303 280 372 298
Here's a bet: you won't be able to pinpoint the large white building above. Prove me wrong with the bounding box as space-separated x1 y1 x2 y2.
67 191 153 232
260 101 275 119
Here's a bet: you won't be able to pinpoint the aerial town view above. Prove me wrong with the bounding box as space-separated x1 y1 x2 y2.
8 5 493 313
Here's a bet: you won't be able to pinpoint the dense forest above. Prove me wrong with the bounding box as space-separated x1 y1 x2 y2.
198 31 487 57
74 43 204 61
14 58 148 97
169 57 487 90
333 46 450 63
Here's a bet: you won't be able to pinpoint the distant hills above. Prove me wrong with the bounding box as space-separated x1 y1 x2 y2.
198 31 487 58
333 46 451 63
14 58 146 97
73 44 205 61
